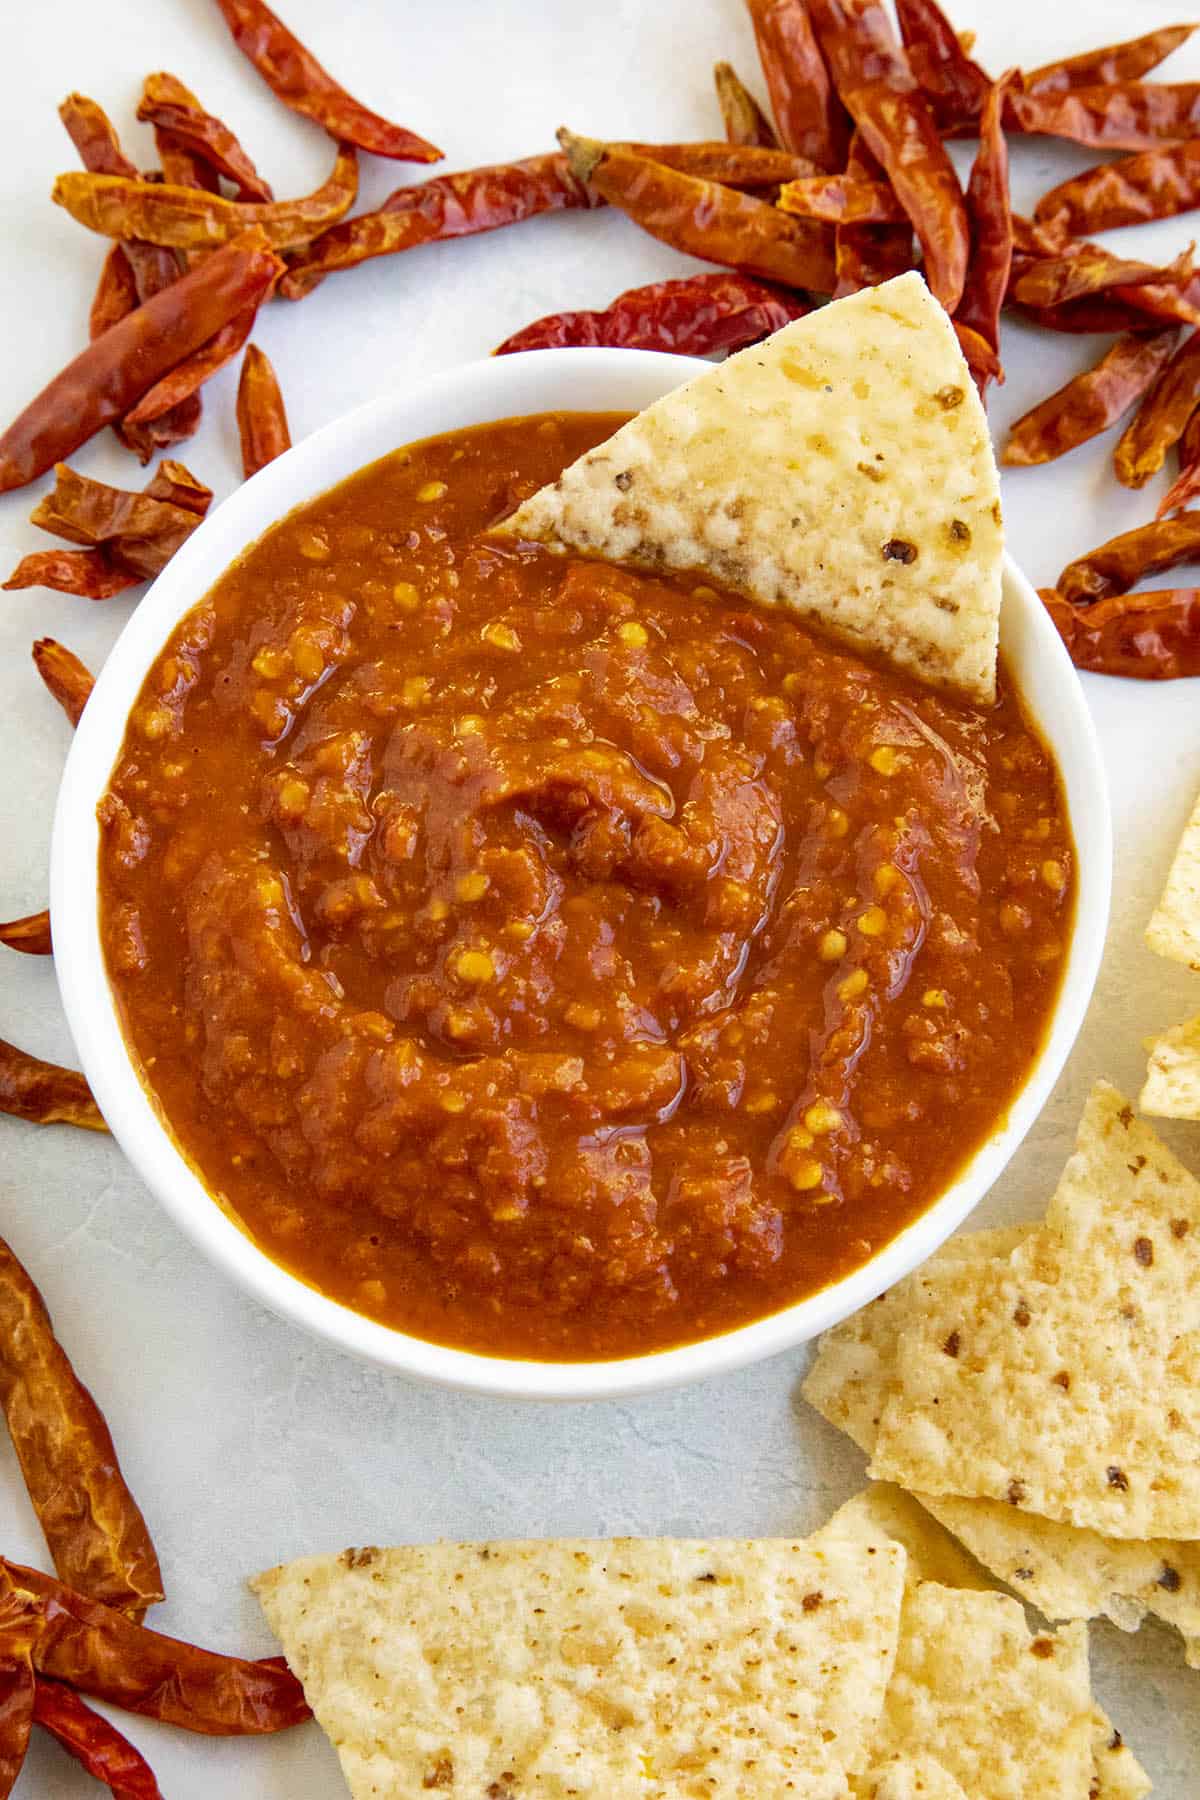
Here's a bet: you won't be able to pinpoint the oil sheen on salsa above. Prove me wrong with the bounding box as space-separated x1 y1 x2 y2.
98 413 1074 1361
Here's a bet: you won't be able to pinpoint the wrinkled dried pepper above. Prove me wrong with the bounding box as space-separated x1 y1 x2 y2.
1035 140 1200 236
954 72 1015 389
1043 585 1200 679
280 152 596 298
832 130 914 297
1011 297 1163 334
714 61 778 147
33 1680 162 1799
1023 25 1196 96
1158 404 1200 517
32 639 95 727
0 1573 41 1797
1011 243 1189 311
1058 515 1200 603
777 171 906 223
237 343 291 477
495 272 807 356
1115 328 1200 488
211 0 441 162
0 914 51 958
3 550 138 601
4 1562 310 1735
137 71 272 201
0 1237 163 1615
54 143 358 254
951 320 1002 387
0 1039 105 1133
1007 83 1200 153
0 230 281 492
127 303 260 426
29 462 211 579
1002 328 1179 466
895 0 989 128
624 141 818 186
559 131 836 291
808 0 969 311
745 0 849 170
89 245 140 339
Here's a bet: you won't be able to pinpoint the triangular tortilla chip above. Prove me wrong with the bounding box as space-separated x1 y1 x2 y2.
806 1228 1200 1650
1141 1012 1200 1118
498 272 1003 703
253 1531 905 1800
868 1084 1200 1539
858 1583 1095 1800
1146 789 1200 968
851 1757 968 1798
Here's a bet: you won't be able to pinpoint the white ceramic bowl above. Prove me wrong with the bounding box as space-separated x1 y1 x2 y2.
51 348 1111 1401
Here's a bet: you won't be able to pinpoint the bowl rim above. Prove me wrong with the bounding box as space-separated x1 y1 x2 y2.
50 345 1112 1402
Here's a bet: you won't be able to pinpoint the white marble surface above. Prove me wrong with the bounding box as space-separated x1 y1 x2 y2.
1 0 1199 1791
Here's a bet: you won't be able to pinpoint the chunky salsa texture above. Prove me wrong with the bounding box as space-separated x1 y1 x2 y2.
98 413 1074 1360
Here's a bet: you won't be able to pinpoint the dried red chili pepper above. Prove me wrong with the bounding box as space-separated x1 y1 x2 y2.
1023 25 1196 96
1002 328 1180 467
236 343 291 477
89 245 139 339
1012 298 1162 334
60 95 199 458
1057 516 1200 603
126 302 261 427
624 142 818 186
1035 140 1200 237
954 72 1016 389
1043 584 1200 679
280 153 597 298
4 1562 310 1735
714 61 778 148
137 71 272 201
1007 84 1200 153
54 143 358 254
0 1039 106 1133
807 0 969 312
894 0 990 128
142 459 212 514
745 0 849 170
777 171 906 223
32 638 95 727
0 1571 41 1798
33 1681 162 1799
0 913 51 957
558 132 835 293
495 272 807 356
0 1237 163 1615
3 550 137 601
27 462 211 580
1115 329 1200 488
0 229 282 492
952 320 1002 388
1011 243 1188 311
1158 404 1200 517
832 130 914 297
211 0 441 162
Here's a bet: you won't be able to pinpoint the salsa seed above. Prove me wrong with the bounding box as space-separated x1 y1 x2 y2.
787 1127 815 1152
277 778 310 819
426 898 450 923
483 621 521 651
416 480 448 503
297 529 330 561
1040 859 1067 892
454 948 495 984
392 581 420 610
869 745 901 775
565 1002 602 1031
401 676 432 707
744 1091 780 1114
818 928 847 962
440 1091 467 1113
251 646 287 678
839 968 869 1000
507 920 535 941
138 705 173 741
456 872 489 902
922 988 949 1009
874 863 900 896
618 620 649 648
857 905 887 937
789 1157 824 1191
804 1101 841 1135
814 758 833 780
827 807 849 838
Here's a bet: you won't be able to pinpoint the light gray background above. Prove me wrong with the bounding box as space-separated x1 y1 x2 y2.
1 0 1198 1791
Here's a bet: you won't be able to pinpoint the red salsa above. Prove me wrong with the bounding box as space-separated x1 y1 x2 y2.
98 413 1074 1360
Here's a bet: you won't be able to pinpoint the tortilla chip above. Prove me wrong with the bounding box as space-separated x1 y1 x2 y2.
868 1083 1200 1540
1141 1013 1200 1119
498 272 1003 703
1146 789 1200 968
253 1532 905 1799
806 1225 1200 1646
1089 1714 1153 1800
861 1583 1094 1800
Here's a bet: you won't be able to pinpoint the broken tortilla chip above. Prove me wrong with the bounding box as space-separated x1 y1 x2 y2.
867 1084 1200 1540
497 272 1003 704
1146 788 1200 969
253 1531 905 1800
1141 1012 1200 1119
